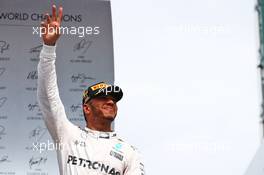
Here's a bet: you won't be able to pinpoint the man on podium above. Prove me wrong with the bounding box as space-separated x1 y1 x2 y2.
37 5 145 175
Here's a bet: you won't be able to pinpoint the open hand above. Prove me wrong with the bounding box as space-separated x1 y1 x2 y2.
41 5 63 46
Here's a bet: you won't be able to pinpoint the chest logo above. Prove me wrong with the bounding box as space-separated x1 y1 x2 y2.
110 150 123 161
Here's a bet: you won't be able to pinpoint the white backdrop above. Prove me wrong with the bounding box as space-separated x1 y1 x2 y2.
111 0 261 175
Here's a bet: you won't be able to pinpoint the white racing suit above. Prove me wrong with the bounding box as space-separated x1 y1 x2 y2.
37 44 145 175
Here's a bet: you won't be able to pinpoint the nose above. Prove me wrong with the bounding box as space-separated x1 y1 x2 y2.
105 98 115 105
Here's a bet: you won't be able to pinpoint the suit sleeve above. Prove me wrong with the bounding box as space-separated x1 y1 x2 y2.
37 44 76 141
124 149 145 175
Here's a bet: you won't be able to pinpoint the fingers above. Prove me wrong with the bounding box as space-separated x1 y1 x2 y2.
41 17 47 33
51 5 63 23
57 6 63 23
52 5 57 21
40 21 47 36
40 21 47 28
45 13 51 24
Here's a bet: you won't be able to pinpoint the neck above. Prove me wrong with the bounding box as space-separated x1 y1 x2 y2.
87 117 113 132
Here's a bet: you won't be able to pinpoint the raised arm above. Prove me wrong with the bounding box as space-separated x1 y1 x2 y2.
37 5 75 141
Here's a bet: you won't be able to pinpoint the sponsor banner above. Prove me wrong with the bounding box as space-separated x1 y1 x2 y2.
0 0 114 174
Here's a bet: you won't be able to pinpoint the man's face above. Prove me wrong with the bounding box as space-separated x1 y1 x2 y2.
86 96 118 121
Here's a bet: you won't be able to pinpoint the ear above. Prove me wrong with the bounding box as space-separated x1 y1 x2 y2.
83 104 91 115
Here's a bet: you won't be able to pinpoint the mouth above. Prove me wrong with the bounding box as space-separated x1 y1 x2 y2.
103 106 114 111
